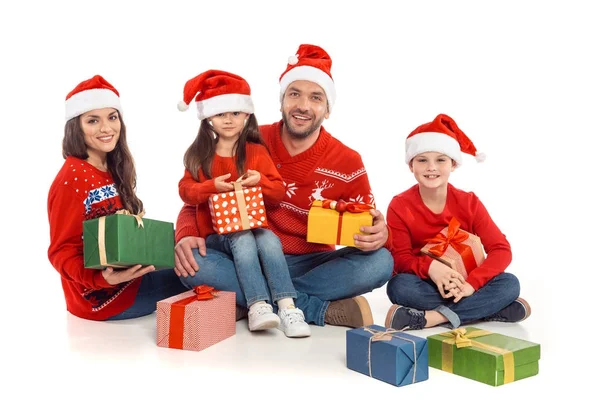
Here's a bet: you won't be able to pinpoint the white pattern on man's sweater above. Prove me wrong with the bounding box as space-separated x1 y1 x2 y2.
279 202 309 215
309 179 334 202
315 167 366 183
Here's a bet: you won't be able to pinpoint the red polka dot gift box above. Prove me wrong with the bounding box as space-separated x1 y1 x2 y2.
208 182 268 234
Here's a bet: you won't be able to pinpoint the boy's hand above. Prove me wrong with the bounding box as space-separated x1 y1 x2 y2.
428 260 466 298
450 282 475 303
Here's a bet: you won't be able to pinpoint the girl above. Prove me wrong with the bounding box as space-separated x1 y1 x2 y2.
385 114 531 331
176 70 310 338
47 75 187 321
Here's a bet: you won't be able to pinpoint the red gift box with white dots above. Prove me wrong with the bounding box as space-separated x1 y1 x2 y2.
208 186 268 234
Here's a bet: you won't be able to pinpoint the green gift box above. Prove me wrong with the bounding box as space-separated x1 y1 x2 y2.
427 327 540 386
83 212 175 270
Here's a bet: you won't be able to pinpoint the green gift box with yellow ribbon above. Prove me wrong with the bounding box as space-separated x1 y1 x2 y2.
427 327 540 386
83 211 175 270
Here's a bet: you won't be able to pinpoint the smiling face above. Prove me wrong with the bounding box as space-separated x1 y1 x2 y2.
409 152 456 190
281 80 330 139
80 107 121 165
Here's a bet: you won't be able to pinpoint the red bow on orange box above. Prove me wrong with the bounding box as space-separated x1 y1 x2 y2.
321 199 373 213
169 285 219 349
425 217 478 274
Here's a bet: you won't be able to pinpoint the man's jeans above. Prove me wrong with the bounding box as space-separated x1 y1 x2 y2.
386 272 520 328
180 244 393 326
206 229 297 306
107 269 188 320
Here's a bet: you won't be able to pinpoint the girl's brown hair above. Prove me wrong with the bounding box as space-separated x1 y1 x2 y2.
62 111 144 214
183 114 265 180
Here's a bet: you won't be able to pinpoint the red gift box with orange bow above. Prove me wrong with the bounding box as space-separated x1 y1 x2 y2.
420 217 485 278
156 285 235 351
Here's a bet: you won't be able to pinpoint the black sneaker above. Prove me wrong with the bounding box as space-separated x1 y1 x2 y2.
384 305 426 330
484 297 531 323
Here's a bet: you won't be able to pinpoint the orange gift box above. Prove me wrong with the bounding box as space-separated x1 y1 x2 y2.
208 182 268 234
307 200 374 247
156 285 235 351
420 217 485 278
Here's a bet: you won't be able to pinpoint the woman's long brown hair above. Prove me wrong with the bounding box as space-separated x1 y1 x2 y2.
183 114 264 181
62 111 144 214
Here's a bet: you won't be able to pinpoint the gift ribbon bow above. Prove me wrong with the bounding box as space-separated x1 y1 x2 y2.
440 328 515 384
319 199 373 245
363 327 418 383
424 217 477 273
321 199 373 213
169 285 219 349
98 209 146 266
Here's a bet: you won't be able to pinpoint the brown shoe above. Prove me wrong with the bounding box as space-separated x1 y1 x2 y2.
236 305 248 321
324 296 373 328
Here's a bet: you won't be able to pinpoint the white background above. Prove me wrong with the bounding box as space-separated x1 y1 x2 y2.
0 0 596 397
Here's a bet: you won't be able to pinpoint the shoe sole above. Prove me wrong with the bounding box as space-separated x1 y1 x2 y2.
355 296 374 327
249 319 280 331
384 304 401 328
280 327 311 338
515 297 531 322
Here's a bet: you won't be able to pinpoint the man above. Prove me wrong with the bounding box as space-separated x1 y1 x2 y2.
174 44 393 328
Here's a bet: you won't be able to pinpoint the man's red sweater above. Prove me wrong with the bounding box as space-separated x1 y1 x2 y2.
47 156 140 320
176 121 386 254
386 184 512 290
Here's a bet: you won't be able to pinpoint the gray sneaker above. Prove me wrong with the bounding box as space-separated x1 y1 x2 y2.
384 305 426 331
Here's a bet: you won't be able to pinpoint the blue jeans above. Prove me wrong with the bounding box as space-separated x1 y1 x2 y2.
386 272 520 328
107 269 188 320
206 229 297 306
179 244 393 326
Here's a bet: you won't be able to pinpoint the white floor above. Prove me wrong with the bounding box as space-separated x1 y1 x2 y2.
4 276 565 399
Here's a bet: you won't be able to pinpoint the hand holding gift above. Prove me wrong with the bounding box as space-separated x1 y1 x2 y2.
102 264 155 285
214 173 234 192
237 169 260 187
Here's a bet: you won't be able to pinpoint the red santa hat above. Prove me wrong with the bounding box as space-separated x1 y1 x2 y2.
177 69 254 120
65 75 122 121
405 114 486 166
279 44 336 111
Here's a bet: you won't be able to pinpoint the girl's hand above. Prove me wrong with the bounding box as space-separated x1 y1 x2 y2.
214 173 234 192
238 169 261 187
428 260 466 298
102 264 155 285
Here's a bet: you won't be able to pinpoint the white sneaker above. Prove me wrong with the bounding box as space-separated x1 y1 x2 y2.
278 307 311 338
248 303 280 331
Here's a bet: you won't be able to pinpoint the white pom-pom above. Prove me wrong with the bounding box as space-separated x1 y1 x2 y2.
177 101 189 112
288 55 299 65
475 152 486 162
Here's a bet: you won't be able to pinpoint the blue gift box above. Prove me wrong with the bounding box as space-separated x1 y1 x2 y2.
346 324 429 386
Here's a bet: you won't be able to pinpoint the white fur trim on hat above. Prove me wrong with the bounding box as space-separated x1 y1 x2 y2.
65 88 122 121
279 65 336 111
405 132 463 166
196 93 254 120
